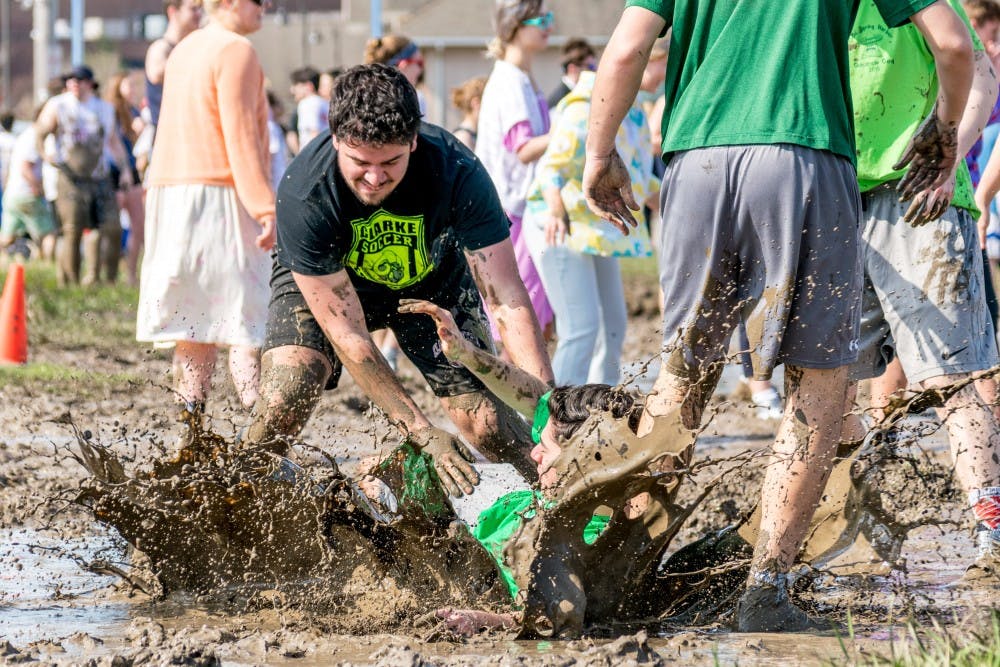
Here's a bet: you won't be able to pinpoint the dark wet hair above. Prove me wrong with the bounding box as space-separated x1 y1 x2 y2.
548 384 638 441
328 64 420 146
0 110 13 133
291 66 320 89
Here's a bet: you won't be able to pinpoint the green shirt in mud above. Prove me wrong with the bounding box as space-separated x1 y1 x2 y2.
850 0 983 214
623 0 937 163
473 490 609 600
389 447 609 601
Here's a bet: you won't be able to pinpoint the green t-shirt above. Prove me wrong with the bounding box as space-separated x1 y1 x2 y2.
624 0 935 163
473 489 610 599
851 0 982 213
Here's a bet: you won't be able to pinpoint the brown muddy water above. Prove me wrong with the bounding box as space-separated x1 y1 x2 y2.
2 397 994 667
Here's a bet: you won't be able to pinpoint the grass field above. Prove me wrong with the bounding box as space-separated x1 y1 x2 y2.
0 260 149 395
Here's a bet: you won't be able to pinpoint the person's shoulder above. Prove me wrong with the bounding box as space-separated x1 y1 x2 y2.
281 130 334 197
416 123 480 175
145 37 171 61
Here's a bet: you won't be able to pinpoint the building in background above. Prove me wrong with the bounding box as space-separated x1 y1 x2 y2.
2 0 622 130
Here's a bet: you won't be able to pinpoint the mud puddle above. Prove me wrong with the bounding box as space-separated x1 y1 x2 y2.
0 528 131 658
3 414 984 666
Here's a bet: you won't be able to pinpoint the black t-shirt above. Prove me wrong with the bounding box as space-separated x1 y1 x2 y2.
275 123 510 304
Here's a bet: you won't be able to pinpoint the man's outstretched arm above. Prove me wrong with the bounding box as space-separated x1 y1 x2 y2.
583 6 665 231
398 299 549 421
293 269 479 496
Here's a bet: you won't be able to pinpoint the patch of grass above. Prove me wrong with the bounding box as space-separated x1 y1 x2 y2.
0 361 144 395
854 613 1000 667
1 261 140 349
0 261 151 396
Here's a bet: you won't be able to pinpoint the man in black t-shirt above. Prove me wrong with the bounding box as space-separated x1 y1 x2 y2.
243 64 554 496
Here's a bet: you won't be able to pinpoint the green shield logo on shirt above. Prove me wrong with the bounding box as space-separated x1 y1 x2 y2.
347 209 431 289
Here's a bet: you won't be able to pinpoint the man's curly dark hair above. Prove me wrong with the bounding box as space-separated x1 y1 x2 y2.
329 64 421 146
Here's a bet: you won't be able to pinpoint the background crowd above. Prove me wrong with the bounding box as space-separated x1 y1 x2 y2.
0 0 998 411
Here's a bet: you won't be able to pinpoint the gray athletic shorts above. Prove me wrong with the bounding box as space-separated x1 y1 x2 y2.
658 144 863 381
851 188 999 383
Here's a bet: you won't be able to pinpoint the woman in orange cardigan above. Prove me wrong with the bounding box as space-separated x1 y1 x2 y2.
137 0 275 445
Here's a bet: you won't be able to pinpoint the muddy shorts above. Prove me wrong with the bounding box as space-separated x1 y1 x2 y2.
657 144 863 380
263 261 492 396
851 188 999 383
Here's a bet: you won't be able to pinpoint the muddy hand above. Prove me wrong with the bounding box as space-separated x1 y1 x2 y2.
583 150 639 234
894 107 958 202
410 426 479 497
903 172 954 227
397 299 467 361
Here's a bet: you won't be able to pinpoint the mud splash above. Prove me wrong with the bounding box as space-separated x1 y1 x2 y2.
69 423 508 634
37 366 992 667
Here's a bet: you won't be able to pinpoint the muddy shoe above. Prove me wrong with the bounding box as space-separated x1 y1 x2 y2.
736 584 830 633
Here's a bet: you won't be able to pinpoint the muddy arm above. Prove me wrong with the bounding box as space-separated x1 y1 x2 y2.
294 270 435 433
398 298 549 420
466 240 554 387
583 7 664 231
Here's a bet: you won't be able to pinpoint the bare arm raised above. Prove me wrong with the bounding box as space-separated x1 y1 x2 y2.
397 299 549 420
464 238 554 387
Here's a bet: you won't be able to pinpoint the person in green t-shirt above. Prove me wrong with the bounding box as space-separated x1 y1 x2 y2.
580 0 974 633
841 0 1000 586
394 298 643 634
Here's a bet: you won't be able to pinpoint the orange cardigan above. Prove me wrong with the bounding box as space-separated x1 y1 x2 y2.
148 22 275 222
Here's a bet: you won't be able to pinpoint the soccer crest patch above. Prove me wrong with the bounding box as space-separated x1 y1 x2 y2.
347 209 432 289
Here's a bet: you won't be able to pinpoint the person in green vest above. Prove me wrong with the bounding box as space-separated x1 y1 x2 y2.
840 0 1000 585
580 0 974 632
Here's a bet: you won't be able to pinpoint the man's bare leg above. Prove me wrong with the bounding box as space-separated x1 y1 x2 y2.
922 373 1000 488
738 364 848 632
243 345 331 453
870 357 906 416
630 362 724 514
638 361 725 436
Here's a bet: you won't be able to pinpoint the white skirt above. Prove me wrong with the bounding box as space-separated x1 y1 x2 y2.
136 184 270 348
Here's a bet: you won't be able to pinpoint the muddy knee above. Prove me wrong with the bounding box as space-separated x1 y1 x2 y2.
244 347 330 448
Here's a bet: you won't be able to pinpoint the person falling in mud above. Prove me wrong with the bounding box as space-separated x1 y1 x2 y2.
582 0 973 632
240 64 554 496
841 0 1000 585
393 299 676 636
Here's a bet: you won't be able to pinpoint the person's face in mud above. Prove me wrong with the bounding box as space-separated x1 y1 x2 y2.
530 422 562 489
334 136 416 206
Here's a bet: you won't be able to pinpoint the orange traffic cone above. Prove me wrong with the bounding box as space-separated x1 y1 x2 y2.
0 263 27 365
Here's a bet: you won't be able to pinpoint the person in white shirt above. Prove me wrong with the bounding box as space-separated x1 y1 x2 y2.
290 66 329 152
1 116 56 260
35 65 132 286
